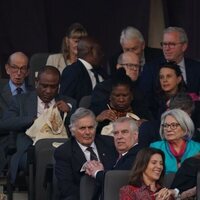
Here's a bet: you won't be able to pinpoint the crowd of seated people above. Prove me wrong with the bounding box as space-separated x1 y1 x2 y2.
0 24 200 200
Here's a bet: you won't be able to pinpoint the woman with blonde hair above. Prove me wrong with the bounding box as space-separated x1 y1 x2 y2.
46 23 87 73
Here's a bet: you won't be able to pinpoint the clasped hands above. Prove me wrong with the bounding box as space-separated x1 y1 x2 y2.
84 160 104 178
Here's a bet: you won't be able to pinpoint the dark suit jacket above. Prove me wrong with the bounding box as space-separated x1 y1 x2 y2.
60 59 107 104
0 91 76 183
54 135 117 200
171 156 200 192
95 144 141 186
108 47 163 75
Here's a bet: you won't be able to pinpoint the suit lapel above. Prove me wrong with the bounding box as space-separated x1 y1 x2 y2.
71 138 87 171
1 84 12 106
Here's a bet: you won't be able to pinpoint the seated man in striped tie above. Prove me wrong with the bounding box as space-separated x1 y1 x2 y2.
54 108 117 200
84 117 142 197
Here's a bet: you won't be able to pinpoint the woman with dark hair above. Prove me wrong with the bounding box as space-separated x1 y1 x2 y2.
95 68 150 134
46 23 87 73
152 62 187 119
120 147 174 200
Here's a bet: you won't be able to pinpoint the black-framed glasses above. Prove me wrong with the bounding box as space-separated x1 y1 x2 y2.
160 42 184 49
161 122 180 130
120 63 140 70
8 64 27 73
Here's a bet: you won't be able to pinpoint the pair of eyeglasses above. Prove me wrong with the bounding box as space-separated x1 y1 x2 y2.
120 63 140 70
160 42 184 49
8 64 27 73
161 122 180 130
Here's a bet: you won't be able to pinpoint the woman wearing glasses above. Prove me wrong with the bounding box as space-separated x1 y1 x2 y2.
150 108 200 173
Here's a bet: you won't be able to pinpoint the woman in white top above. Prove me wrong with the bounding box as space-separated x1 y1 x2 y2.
46 23 87 73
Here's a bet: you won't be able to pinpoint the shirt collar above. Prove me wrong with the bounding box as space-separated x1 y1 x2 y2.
76 140 96 152
78 58 93 70
9 80 26 95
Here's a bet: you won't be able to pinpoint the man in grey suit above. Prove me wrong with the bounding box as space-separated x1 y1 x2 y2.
0 52 32 118
0 65 76 183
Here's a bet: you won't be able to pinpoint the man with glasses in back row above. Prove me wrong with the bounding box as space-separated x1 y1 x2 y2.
139 26 200 119
0 52 33 118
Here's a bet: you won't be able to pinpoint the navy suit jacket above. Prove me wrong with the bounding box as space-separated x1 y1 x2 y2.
0 91 76 183
95 144 141 181
60 59 107 104
54 135 117 200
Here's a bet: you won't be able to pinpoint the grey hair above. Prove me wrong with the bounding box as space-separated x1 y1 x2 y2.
160 109 194 140
69 108 97 135
169 93 195 115
112 117 138 133
120 26 144 44
163 27 188 43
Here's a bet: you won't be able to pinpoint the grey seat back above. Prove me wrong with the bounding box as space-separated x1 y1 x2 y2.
103 170 130 200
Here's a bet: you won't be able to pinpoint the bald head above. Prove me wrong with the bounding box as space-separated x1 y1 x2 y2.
117 52 141 81
77 36 103 67
6 52 29 86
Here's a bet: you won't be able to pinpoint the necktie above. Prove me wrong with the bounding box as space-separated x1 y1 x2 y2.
44 103 49 109
86 146 98 161
16 87 23 94
114 154 122 168
90 69 100 84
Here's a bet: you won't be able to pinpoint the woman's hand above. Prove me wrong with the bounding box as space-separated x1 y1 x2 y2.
154 188 173 200
96 110 117 122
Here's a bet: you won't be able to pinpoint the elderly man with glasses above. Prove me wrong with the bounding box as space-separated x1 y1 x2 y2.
0 52 33 117
139 26 200 119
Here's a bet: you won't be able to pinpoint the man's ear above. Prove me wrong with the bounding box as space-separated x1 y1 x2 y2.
5 64 10 75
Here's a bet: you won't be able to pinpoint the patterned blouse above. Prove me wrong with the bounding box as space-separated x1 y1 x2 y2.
119 184 174 200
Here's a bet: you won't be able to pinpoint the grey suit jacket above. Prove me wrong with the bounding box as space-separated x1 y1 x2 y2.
0 91 76 183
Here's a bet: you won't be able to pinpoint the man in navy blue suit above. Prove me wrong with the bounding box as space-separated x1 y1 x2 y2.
84 117 141 189
60 36 107 104
139 27 200 118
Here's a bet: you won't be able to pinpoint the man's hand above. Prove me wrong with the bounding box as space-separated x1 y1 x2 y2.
54 100 70 113
85 160 104 178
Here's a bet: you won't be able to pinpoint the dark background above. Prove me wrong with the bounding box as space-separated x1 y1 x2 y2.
0 0 200 77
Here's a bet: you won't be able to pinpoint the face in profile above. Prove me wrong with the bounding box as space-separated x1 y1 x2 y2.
72 116 96 147
6 53 29 86
36 72 59 103
162 115 185 142
121 38 145 58
162 31 187 63
113 121 138 154
143 153 163 184
67 35 80 56
159 67 182 95
110 84 133 112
